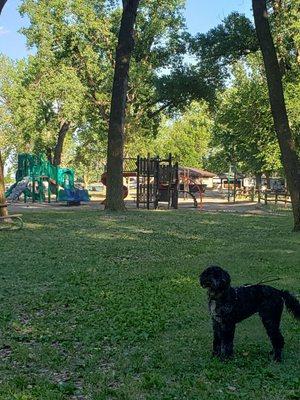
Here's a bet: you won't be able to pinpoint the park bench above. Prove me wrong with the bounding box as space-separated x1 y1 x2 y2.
0 203 23 230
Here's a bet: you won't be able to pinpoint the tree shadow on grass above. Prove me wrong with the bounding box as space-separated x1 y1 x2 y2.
0 209 299 399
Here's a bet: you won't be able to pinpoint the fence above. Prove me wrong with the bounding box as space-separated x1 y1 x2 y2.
263 190 291 206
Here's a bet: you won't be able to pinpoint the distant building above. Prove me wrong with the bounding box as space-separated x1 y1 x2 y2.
179 167 216 188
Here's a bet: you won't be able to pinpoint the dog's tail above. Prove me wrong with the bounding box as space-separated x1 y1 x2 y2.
281 290 300 320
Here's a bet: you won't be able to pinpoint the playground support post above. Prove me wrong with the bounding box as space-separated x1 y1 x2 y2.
32 177 35 203
47 179 51 203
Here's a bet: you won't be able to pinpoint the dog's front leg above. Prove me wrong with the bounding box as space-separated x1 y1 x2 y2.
220 324 235 360
212 319 221 357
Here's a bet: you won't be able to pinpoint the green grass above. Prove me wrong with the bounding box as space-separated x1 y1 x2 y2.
0 209 299 400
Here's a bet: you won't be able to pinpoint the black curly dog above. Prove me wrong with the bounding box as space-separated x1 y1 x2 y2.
200 266 300 362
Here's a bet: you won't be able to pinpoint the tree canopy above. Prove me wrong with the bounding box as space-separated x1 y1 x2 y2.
209 55 282 176
0 0 299 201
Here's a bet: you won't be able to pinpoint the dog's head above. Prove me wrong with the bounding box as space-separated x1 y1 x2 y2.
200 265 231 298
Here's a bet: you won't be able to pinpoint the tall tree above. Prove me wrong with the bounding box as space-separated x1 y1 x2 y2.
0 151 7 217
105 0 140 211
19 0 115 164
252 0 300 231
0 0 8 217
0 56 86 163
19 0 185 166
0 125 13 217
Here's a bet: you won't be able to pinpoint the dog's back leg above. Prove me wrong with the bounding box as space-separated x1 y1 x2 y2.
259 299 284 362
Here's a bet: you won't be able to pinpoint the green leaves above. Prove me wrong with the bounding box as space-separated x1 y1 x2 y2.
211 55 282 175
189 12 259 84
154 101 212 168
4 0 188 168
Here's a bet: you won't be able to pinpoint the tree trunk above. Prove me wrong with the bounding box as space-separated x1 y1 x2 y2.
105 0 140 211
0 151 8 217
0 0 7 14
46 148 53 163
265 172 271 189
252 0 300 231
53 121 70 166
0 3 8 216
83 172 90 189
255 173 262 203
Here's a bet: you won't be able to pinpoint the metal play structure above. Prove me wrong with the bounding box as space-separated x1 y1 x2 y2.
101 154 205 209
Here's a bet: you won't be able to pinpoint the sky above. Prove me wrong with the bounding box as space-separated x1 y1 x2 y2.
0 0 253 60
185 0 252 35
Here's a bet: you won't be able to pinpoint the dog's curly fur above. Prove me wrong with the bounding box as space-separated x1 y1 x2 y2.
200 265 300 362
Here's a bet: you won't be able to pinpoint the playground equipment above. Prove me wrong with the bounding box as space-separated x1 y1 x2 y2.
178 167 207 209
100 171 130 204
135 154 179 209
117 154 202 209
5 153 89 205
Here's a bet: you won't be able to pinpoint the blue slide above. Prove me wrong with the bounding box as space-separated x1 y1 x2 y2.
58 188 90 205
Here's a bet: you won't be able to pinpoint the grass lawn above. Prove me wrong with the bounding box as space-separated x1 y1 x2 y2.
0 209 299 400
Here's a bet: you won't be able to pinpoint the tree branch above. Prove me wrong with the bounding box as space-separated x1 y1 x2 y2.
0 0 7 15
147 101 173 118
